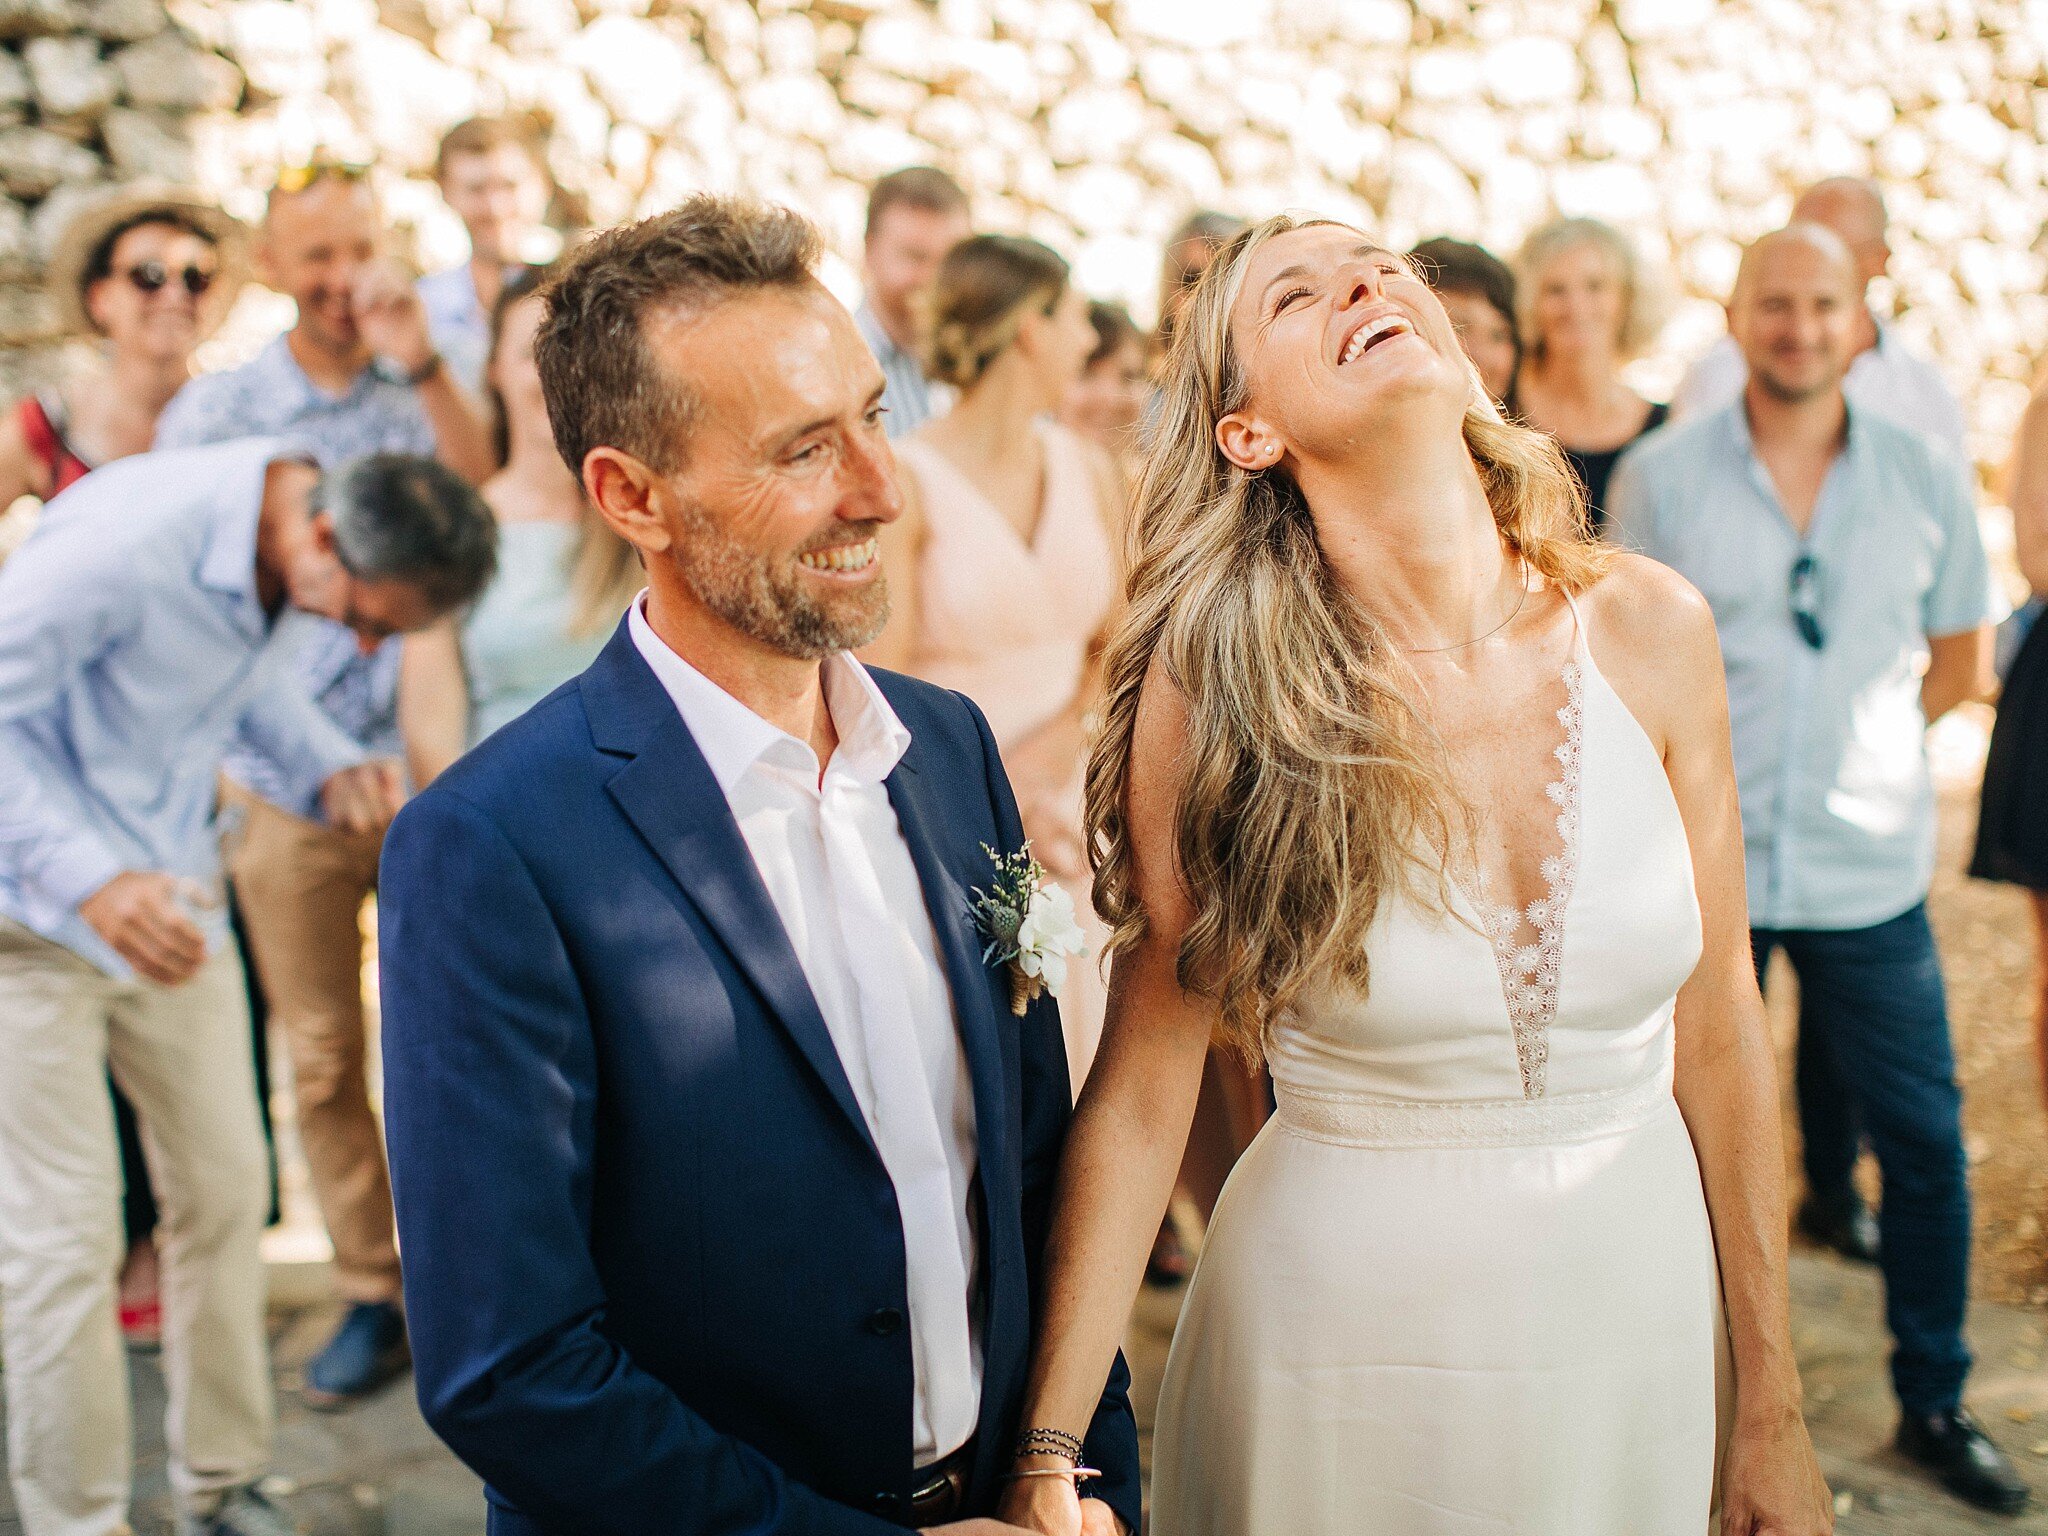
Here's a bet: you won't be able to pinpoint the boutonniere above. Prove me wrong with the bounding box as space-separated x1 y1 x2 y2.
970 843 1087 1016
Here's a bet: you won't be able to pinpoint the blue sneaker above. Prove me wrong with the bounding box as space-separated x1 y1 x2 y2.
302 1301 409 1410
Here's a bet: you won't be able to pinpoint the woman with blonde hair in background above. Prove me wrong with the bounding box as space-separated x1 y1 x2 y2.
399 265 640 779
1513 215 1669 532
868 234 1124 1089
997 216 1831 1536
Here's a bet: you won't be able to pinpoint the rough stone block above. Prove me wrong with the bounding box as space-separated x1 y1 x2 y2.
0 281 62 343
111 28 242 111
0 125 101 197
26 35 119 120
0 0 80 42
79 0 164 42
101 103 193 179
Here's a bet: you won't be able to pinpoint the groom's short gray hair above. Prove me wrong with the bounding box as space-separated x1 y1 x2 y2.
535 194 822 478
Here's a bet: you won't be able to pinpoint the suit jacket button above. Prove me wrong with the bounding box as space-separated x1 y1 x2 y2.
866 1306 905 1336
871 1491 905 1516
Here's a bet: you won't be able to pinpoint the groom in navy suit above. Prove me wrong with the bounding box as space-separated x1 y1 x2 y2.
376 195 1138 1535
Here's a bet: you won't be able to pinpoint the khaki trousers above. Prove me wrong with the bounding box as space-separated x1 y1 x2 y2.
223 791 399 1304
0 921 272 1536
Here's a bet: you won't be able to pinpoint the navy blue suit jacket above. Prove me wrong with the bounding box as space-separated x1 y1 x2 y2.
378 621 1139 1536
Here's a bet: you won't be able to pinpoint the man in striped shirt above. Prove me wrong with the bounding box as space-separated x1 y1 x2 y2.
854 167 970 437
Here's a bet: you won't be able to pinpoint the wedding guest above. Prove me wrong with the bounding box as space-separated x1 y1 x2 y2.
1410 235 1520 407
1058 301 1150 478
1513 215 1669 532
872 236 1121 1085
1155 211 1246 363
1691 181 1974 1270
155 161 493 1408
1610 224 2024 1514
855 166 970 437
1672 178 1966 455
397 266 641 777
1969 361 2048 1125
379 192 1139 1536
0 440 494 1536
0 183 245 1347
0 185 242 507
1001 217 1826 1536
418 116 558 393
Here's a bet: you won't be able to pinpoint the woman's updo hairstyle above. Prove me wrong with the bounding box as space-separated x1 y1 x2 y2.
923 233 1069 392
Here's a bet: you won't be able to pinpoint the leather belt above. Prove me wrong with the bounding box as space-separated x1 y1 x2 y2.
908 1441 975 1528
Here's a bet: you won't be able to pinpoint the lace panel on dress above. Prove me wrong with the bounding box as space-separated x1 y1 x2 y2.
1476 662 1584 1100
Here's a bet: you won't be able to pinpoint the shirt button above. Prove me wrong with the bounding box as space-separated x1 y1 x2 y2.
866 1306 905 1336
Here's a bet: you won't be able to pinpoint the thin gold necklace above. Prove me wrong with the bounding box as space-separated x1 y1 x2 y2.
1401 556 1531 655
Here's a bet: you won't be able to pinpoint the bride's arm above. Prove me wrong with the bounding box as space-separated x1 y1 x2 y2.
1600 556 1832 1535
1001 675 1217 1536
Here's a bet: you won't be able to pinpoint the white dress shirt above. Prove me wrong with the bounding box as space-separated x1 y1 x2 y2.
628 598 982 1465
1670 321 1968 455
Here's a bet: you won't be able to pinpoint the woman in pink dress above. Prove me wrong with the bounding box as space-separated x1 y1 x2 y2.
869 234 1125 1086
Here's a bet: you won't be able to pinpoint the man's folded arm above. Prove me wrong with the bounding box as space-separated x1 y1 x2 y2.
236 662 369 812
378 786 903 1536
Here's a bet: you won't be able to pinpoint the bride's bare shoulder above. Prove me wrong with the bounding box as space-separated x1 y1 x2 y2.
1579 551 1729 747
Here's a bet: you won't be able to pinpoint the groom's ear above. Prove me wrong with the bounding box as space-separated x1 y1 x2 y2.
584 447 674 556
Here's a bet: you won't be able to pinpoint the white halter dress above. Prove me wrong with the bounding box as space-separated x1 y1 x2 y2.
1150 597 1728 1535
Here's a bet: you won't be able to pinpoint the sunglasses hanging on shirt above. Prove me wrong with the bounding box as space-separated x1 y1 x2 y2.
1789 552 1826 650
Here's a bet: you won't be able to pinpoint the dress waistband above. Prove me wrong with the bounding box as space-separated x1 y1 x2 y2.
1272 1069 1673 1150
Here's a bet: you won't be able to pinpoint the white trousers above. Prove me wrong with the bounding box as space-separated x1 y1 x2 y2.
0 919 273 1536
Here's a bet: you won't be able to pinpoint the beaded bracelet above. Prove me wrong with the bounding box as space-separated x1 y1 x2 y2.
1014 1427 1086 1463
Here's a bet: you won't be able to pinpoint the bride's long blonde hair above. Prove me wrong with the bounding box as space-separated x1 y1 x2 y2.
1085 214 1611 1059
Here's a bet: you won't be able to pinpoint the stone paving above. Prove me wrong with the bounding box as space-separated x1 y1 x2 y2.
3 1245 2044 1535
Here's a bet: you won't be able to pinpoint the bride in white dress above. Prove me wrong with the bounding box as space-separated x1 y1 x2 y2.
997 218 1832 1536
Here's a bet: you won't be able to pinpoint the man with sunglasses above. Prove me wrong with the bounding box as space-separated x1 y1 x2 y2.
0 439 495 1536
1608 224 2022 1515
151 162 497 1412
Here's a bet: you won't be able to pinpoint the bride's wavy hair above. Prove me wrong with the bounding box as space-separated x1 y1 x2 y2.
1085 213 1610 1060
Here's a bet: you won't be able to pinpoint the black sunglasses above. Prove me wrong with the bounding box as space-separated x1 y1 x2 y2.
124 260 215 299
1790 552 1825 650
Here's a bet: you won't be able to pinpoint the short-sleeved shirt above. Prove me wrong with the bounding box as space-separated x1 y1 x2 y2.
1607 401 2003 931
0 438 365 974
1671 321 1967 457
856 300 953 438
155 333 435 814
419 262 525 395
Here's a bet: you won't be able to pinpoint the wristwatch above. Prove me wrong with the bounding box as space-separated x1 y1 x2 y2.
375 352 444 388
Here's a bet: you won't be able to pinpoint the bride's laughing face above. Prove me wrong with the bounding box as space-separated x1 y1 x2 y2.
1215 224 1472 475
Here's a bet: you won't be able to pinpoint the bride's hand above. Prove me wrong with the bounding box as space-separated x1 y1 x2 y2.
997 1470 1083 1536
1718 1407 1832 1535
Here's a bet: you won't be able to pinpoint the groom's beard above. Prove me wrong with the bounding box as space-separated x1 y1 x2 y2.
672 505 891 661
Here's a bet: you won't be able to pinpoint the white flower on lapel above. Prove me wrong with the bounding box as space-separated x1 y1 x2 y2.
970 844 1088 1016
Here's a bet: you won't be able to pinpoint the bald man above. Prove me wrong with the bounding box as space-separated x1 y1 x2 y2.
1610 225 2026 1515
1672 177 1967 454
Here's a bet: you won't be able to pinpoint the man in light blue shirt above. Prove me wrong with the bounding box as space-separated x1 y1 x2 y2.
154 162 502 1409
1609 226 2024 1514
854 167 969 437
417 116 556 393
0 438 495 1536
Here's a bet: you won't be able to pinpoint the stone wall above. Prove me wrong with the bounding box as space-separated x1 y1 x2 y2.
4 0 2046 471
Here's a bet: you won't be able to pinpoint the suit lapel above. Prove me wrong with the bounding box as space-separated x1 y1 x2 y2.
585 628 880 1160
884 754 1015 1207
